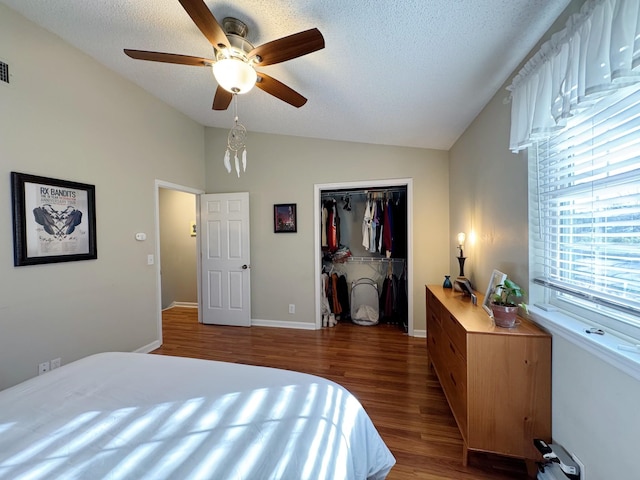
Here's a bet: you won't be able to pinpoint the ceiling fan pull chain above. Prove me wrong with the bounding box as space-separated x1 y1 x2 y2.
233 93 239 122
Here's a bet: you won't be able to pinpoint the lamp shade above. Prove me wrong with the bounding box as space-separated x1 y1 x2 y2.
212 59 257 94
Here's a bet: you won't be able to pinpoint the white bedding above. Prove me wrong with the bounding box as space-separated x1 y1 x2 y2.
0 352 395 480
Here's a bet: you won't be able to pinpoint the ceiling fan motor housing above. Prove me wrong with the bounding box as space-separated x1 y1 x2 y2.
215 33 254 62
222 17 248 38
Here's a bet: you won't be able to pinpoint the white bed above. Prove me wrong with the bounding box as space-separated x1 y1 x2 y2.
0 352 395 480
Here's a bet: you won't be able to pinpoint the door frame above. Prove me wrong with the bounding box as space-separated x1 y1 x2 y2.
313 178 415 335
154 180 205 345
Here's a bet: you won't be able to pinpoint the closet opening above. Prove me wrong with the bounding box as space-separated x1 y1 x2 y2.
314 179 414 335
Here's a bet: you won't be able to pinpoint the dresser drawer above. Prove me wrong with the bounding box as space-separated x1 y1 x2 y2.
439 332 467 393
438 335 468 435
426 290 443 327
427 315 444 369
442 313 467 360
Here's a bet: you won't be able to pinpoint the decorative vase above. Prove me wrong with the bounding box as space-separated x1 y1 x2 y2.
491 303 519 328
443 275 452 288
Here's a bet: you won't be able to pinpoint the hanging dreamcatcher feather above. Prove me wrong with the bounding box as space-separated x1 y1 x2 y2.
223 149 231 173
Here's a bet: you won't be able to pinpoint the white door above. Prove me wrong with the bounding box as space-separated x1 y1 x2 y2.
200 192 251 326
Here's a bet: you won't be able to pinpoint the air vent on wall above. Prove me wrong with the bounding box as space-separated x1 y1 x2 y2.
0 61 9 84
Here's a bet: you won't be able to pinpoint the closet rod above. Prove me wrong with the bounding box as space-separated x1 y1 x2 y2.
321 188 405 198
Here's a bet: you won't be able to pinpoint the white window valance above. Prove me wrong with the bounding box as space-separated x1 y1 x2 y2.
508 0 640 152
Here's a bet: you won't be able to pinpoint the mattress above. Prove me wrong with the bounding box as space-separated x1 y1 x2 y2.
0 352 395 480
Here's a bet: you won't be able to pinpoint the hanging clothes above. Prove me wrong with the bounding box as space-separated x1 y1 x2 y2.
375 198 384 254
396 268 408 331
337 274 350 319
335 201 341 251
320 273 331 316
382 197 394 256
368 198 377 253
321 202 328 248
379 275 393 322
326 270 334 312
362 198 371 250
330 273 342 316
391 193 407 259
325 199 340 253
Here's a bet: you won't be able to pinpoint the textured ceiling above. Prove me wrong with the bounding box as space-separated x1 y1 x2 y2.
1 0 571 150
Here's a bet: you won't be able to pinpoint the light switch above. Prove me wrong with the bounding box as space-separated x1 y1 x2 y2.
147 254 154 265
135 233 146 241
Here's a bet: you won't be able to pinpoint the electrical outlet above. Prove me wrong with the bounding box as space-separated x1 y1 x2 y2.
571 453 585 480
51 358 61 370
38 361 50 375
288 304 295 314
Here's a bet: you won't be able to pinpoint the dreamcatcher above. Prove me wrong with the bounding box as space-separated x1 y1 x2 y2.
223 95 247 177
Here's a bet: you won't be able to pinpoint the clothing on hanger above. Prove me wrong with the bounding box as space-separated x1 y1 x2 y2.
362 198 371 250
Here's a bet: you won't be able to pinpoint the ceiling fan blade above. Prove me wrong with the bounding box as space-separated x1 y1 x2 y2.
124 49 213 66
249 28 324 66
213 86 233 110
177 0 229 50
256 73 307 108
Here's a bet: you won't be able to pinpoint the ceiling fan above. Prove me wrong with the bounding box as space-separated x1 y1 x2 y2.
124 0 325 110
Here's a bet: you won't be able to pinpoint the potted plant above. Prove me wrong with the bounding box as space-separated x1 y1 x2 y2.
490 278 527 328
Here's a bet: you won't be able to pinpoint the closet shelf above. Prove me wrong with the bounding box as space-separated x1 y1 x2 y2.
346 256 405 263
321 188 406 198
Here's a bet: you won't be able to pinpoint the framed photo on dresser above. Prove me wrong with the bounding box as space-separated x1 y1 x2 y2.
483 269 507 317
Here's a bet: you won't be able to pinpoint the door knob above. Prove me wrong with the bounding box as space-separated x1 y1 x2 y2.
242 264 249 269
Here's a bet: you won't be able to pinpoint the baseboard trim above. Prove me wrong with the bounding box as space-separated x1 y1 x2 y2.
135 340 161 353
251 318 317 330
413 329 426 338
164 302 198 311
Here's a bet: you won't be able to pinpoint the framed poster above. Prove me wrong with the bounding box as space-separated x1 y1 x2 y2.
273 203 297 233
11 172 97 266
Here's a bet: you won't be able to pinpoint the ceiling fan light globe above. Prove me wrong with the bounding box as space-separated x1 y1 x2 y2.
213 59 257 94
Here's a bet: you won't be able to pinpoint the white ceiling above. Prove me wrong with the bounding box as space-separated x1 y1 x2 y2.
1 0 571 150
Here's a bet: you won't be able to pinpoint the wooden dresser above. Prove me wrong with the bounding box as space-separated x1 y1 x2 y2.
425 285 551 471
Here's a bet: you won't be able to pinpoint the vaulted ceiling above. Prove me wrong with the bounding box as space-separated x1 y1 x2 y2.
1 0 571 149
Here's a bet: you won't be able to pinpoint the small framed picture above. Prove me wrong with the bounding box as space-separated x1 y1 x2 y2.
274 203 297 233
483 269 507 317
11 172 97 266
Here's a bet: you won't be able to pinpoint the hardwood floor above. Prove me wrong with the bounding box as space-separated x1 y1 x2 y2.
153 308 531 479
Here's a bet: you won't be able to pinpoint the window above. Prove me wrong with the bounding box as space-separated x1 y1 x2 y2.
529 84 640 341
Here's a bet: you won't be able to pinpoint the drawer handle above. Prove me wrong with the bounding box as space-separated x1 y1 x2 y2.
449 372 457 386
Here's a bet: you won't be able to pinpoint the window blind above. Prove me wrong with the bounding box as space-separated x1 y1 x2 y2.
531 84 640 320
